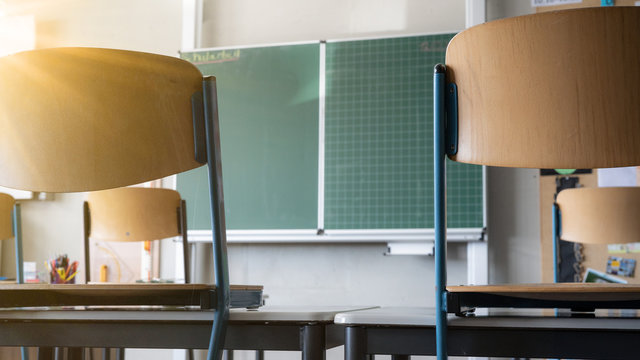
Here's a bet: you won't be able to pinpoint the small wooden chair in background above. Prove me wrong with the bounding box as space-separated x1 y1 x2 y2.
83 187 190 285
83 187 193 360
554 187 640 282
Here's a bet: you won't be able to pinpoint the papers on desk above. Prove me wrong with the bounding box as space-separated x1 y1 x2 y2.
583 268 627 284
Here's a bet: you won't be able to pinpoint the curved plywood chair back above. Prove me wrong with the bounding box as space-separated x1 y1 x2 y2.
0 193 14 241
557 187 640 245
87 187 182 242
446 7 640 169
0 48 204 193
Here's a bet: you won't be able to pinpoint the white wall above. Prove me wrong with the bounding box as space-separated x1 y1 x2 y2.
487 0 534 21
201 0 465 47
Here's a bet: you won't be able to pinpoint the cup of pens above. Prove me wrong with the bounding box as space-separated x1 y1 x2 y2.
47 254 78 284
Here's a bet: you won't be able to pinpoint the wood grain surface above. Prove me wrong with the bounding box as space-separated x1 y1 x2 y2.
447 7 640 169
0 48 205 192
0 193 13 241
0 283 262 291
0 283 262 308
557 187 640 244
87 187 182 242
449 283 640 293
448 283 640 301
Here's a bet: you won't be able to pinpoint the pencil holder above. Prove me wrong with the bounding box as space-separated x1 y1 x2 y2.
47 254 78 284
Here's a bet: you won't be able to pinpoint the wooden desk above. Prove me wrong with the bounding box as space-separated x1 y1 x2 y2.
447 283 640 314
0 305 374 360
0 284 263 359
335 307 640 360
0 283 263 309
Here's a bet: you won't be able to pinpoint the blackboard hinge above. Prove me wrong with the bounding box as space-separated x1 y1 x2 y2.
191 89 208 164
445 82 458 156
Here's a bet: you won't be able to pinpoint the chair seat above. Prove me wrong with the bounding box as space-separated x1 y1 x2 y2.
447 283 640 314
0 283 262 309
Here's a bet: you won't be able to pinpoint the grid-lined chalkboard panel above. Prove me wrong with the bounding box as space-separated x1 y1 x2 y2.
324 34 483 229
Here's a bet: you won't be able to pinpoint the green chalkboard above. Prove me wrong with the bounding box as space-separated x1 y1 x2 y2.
324 34 483 229
179 44 320 230
177 33 484 234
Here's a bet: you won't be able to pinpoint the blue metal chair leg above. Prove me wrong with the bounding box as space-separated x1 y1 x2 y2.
13 203 24 284
203 77 231 360
13 204 29 360
434 64 448 360
21 347 29 360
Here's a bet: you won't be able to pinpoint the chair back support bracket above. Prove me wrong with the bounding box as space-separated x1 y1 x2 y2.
191 91 208 165
445 82 458 156
552 203 562 283
176 206 184 235
83 201 91 282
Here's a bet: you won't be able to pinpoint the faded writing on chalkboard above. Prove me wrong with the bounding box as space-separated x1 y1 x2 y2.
420 39 449 52
185 49 241 65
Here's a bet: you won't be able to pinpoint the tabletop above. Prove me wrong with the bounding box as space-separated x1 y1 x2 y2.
335 306 640 329
0 305 375 352
336 307 640 359
230 305 378 322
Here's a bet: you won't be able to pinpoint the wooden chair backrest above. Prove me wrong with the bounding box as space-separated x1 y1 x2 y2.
86 187 182 242
446 7 640 169
0 47 204 192
0 193 14 241
557 187 640 245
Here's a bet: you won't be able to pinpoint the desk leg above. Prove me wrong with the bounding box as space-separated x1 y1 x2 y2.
37 347 54 360
115 348 125 360
68 348 83 360
302 324 325 360
345 326 367 360
102 348 110 360
254 350 262 360
391 356 409 360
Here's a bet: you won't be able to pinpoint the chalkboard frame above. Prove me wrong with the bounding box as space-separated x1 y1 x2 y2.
177 32 486 244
